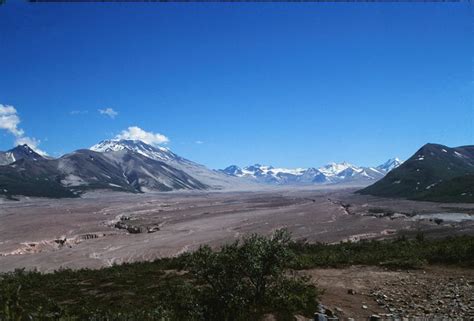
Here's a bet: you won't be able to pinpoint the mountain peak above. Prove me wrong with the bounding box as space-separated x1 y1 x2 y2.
13 144 35 151
417 143 450 154
359 144 474 202
376 157 403 172
221 165 243 176
92 139 168 150
319 161 356 176
0 144 45 165
90 139 178 162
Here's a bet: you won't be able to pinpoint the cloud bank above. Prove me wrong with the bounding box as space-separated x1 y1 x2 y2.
98 108 118 119
115 126 169 146
0 104 47 155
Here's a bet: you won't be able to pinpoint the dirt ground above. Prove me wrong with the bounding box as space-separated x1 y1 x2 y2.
305 266 474 320
0 187 473 272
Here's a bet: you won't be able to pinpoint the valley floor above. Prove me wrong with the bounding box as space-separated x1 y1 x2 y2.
0 187 473 272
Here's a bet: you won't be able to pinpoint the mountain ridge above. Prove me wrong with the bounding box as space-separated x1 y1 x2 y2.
358 143 474 202
90 139 251 190
220 158 402 186
0 139 252 198
0 145 209 198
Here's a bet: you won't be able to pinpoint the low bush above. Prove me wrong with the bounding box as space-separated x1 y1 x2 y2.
1 232 473 320
290 235 474 269
0 230 319 321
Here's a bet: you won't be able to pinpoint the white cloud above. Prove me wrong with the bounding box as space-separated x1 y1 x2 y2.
195 140 204 144
0 104 47 155
0 104 24 137
115 126 169 145
98 108 118 119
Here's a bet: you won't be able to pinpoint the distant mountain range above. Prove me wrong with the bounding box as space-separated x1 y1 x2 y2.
220 158 403 185
0 140 401 199
359 143 474 203
0 140 246 198
2 141 471 203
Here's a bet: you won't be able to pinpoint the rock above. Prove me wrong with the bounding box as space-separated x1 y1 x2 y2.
324 307 334 317
369 315 381 321
126 226 142 233
317 303 326 314
115 221 144 233
147 225 160 233
347 289 356 295
313 313 328 321
54 238 67 246
114 221 128 230
362 305 368 309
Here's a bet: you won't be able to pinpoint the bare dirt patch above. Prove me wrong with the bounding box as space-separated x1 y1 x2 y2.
305 266 474 320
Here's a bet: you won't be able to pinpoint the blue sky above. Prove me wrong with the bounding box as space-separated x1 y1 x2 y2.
0 2 472 169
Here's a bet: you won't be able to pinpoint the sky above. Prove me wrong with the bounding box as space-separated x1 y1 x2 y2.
0 1 472 169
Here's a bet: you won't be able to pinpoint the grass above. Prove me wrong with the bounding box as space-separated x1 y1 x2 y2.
290 234 474 269
0 233 473 320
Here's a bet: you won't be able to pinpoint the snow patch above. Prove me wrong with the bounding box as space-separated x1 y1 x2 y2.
108 183 122 188
425 182 437 190
61 174 87 187
454 151 464 158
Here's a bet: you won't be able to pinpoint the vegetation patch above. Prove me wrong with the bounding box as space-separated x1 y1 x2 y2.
290 234 474 269
0 230 319 321
1 232 473 320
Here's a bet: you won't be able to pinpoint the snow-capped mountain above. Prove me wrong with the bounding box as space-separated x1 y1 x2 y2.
0 147 208 198
376 157 403 172
91 139 251 190
0 139 252 198
222 165 243 177
228 164 308 184
221 159 403 186
241 164 306 178
0 139 403 198
318 162 355 177
91 139 180 162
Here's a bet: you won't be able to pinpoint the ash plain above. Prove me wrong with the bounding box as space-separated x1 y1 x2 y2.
1 186 473 272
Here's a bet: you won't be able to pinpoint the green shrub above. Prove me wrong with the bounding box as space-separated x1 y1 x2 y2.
186 229 319 321
0 230 319 321
290 235 474 269
1 233 473 320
